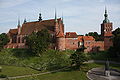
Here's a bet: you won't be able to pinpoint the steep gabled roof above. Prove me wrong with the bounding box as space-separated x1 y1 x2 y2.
56 31 64 38
20 18 61 35
83 36 95 41
65 32 77 38
78 36 83 41
9 29 18 34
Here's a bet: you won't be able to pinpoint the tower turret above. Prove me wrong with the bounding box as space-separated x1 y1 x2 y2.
54 10 59 36
17 19 21 35
103 7 110 23
101 7 113 50
23 18 27 23
101 7 112 37
54 10 65 50
38 13 42 21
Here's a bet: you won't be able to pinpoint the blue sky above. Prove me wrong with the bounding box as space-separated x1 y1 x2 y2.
0 0 120 35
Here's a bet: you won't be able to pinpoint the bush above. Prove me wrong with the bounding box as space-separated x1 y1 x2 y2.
0 74 7 78
88 51 108 60
0 66 2 72
70 48 89 70
27 50 71 71
26 29 51 56
0 49 71 71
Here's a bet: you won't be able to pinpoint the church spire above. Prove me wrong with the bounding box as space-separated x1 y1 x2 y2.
54 9 59 36
38 13 42 21
62 13 64 23
18 19 20 27
17 18 21 34
23 18 27 23
55 9 57 22
103 7 110 23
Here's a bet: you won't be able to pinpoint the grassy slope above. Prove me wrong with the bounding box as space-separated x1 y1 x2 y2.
0 65 39 77
88 51 120 61
15 63 120 80
0 49 119 80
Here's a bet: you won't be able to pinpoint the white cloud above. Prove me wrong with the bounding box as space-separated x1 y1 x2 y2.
0 0 31 8
62 0 73 2
99 0 105 3
0 0 120 34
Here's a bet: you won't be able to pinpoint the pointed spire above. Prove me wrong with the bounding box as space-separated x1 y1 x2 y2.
17 18 21 34
18 18 20 27
103 7 110 23
23 18 27 23
104 6 108 17
105 6 107 14
62 13 64 23
55 9 57 22
38 13 42 21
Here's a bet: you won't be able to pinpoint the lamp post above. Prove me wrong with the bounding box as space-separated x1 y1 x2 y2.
104 59 110 77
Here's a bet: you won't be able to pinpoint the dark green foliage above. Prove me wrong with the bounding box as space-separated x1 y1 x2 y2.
26 29 51 56
108 28 120 58
70 48 89 70
0 33 9 50
29 50 71 71
89 51 108 60
12 48 34 58
0 74 7 78
0 49 71 71
85 32 102 41
0 66 2 72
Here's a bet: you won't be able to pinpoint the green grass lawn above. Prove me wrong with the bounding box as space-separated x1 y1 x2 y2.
0 65 40 77
0 63 119 80
14 63 120 80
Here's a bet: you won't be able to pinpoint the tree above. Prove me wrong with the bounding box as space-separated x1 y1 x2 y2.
108 28 120 58
0 33 9 50
85 32 101 41
70 48 89 70
26 29 51 56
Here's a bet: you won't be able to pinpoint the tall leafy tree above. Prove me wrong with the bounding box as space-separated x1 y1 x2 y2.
26 29 51 56
70 48 88 70
108 28 120 58
0 33 9 50
85 32 101 41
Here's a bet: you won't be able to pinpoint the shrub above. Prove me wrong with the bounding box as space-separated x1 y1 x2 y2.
28 50 71 71
0 74 7 78
0 66 2 72
70 48 89 70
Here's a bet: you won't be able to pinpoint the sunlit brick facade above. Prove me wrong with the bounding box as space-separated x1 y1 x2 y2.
4 9 113 52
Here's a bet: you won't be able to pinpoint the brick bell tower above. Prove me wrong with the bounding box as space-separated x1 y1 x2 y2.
101 8 113 50
54 10 65 50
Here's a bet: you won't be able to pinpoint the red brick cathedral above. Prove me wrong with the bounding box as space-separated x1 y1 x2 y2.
4 8 113 52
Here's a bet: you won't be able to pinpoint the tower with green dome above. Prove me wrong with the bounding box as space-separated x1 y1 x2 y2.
103 8 110 23
101 7 113 50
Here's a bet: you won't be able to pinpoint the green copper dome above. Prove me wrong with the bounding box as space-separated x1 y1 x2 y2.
103 18 110 23
103 8 110 23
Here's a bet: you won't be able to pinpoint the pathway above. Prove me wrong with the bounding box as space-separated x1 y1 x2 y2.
0 66 69 80
0 60 119 80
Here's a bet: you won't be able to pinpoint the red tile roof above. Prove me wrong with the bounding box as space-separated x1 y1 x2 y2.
78 36 95 41
20 18 62 35
78 36 83 41
83 36 95 41
65 32 77 38
56 31 64 38
9 29 18 34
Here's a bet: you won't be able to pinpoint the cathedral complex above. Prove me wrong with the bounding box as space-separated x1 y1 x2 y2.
4 8 113 52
